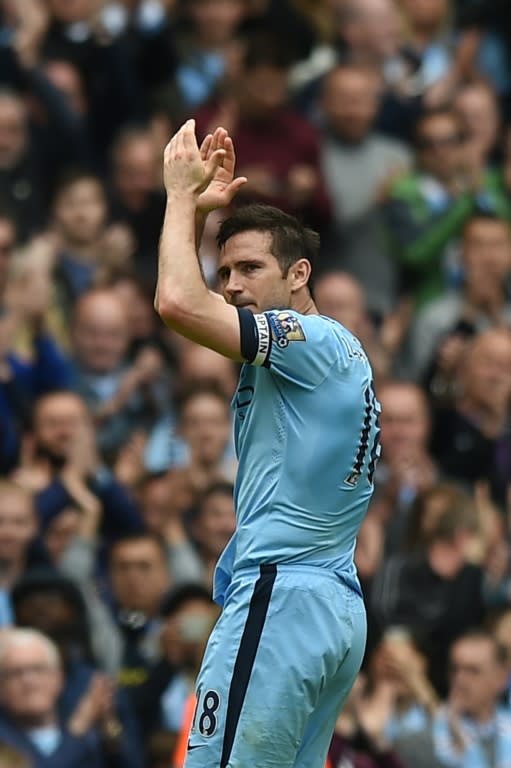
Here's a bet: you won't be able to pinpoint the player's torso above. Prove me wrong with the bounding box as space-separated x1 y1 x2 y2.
230 324 380 570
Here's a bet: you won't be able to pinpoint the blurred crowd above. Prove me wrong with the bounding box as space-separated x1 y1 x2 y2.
1 0 511 766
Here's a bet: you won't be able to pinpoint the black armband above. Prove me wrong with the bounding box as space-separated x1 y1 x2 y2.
237 308 271 366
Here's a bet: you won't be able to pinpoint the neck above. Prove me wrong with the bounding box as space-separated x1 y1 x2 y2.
293 294 318 316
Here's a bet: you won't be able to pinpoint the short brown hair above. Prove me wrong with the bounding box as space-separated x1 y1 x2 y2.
216 204 320 282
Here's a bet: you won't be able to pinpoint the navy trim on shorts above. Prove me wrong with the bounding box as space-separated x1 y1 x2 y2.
220 564 277 767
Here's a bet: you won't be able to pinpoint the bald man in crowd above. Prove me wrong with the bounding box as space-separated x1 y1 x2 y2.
71 288 169 464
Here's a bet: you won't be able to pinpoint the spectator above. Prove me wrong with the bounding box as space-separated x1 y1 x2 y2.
165 382 236 518
173 0 245 109
318 62 412 314
0 219 75 473
50 170 134 325
10 390 143 543
0 0 95 238
398 0 476 110
133 473 204 585
194 31 332 232
133 582 218 749
108 533 172 697
453 77 503 169
368 380 438 556
0 627 142 767
314 270 412 383
71 288 169 464
41 0 145 166
0 482 52 627
187 481 236 590
108 126 166 283
369 499 485 696
176 339 239 397
305 0 423 143
383 106 510 308
393 630 511 768
327 630 436 766
430 327 511 508
11 572 144 765
407 212 511 383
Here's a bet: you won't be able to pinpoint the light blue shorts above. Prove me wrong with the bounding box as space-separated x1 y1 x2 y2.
184 564 366 768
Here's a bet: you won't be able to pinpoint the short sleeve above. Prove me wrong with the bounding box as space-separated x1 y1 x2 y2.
237 308 338 388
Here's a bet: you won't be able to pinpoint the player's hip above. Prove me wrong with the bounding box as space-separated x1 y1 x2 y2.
223 562 366 619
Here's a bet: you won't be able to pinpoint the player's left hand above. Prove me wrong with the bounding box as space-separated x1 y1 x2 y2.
163 119 230 201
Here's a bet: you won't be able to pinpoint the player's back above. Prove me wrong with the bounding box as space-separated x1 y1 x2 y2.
230 310 381 584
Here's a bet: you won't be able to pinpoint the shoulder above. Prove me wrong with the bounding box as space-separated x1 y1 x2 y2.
265 310 357 355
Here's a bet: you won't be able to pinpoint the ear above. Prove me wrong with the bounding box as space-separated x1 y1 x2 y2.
289 259 311 293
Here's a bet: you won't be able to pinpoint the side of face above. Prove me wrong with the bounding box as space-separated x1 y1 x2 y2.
0 640 62 721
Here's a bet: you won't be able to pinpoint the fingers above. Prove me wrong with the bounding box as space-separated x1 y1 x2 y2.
200 133 213 160
204 148 227 184
181 118 199 153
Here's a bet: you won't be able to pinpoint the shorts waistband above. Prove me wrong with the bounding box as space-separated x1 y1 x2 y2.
235 563 351 585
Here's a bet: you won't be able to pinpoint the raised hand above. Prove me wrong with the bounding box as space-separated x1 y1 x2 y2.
197 127 247 213
163 119 229 199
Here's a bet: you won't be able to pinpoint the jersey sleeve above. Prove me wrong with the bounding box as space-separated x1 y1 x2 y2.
237 307 338 388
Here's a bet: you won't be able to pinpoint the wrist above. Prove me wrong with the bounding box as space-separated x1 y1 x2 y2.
166 192 199 209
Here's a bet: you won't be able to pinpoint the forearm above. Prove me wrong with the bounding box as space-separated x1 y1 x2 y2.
196 208 208 251
156 196 209 316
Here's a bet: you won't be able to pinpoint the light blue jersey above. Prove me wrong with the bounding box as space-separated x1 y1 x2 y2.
213 309 381 604
186 309 378 768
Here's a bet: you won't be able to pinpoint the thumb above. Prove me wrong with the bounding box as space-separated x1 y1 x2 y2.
228 176 248 193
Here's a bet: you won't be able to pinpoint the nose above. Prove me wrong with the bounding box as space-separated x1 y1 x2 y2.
223 272 243 302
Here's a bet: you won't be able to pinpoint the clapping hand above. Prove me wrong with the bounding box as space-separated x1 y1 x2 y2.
163 120 246 209
197 127 247 213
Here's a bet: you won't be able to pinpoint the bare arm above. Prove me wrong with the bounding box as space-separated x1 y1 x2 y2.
155 120 246 360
